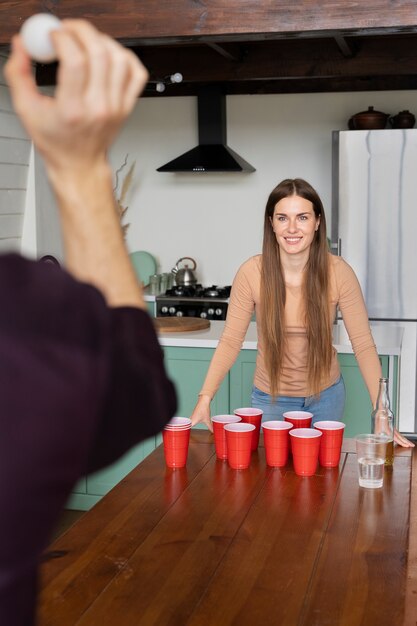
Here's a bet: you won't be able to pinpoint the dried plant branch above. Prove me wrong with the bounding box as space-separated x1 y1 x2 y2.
120 163 136 205
113 154 128 196
114 154 136 239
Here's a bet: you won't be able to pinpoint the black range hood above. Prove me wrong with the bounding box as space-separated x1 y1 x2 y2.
157 86 255 173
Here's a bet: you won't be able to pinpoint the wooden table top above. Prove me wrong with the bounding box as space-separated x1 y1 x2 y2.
38 433 417 626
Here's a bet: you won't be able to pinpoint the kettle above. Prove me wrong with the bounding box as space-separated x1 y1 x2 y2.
171 257 198 286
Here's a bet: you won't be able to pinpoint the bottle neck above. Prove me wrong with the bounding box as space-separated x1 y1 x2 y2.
375 379 391 411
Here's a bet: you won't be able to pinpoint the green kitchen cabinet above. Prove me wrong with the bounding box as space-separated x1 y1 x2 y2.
163 346 229 419
229 350 258 409
338 354 394 438
67 476 89 510
154 346 229 449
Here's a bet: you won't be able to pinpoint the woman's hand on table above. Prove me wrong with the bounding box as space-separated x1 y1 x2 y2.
394 428 415 448
190 395 212 432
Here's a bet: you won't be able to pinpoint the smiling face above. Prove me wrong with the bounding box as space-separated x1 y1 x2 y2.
270 194 320 260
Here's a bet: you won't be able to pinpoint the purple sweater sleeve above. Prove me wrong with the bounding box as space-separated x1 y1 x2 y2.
0 254 176 626
86 305 177 472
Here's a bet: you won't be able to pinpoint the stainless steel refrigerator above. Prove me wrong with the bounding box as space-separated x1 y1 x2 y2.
332 129 417 435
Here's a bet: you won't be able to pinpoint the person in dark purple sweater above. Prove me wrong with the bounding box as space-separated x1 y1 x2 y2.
0 19 176 626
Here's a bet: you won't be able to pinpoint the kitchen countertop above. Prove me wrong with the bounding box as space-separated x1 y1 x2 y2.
158 319 257 349
157 319 403 355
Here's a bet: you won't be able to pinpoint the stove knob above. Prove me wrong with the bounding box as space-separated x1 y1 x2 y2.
200 311 207 318
161 306 169 314
208 308 214 316
215 308 223 317
176 310 183 317
169 306 176 315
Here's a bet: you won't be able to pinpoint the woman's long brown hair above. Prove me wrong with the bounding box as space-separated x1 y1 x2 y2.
260 178 332 397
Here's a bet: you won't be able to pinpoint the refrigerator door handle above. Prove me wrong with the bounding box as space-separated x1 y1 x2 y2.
330 238 342 256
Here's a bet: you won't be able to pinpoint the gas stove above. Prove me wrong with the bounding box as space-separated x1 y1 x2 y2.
156 284 231 320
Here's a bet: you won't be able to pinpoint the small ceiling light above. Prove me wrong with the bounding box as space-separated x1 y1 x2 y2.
152 71 183 94
170 72 183 84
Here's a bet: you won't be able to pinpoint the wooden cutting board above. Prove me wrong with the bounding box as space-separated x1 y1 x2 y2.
154 317 210 333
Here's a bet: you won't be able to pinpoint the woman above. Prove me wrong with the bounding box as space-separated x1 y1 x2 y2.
190 178 412 448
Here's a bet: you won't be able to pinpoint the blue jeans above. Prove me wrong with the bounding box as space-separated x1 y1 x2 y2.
251 376 346 425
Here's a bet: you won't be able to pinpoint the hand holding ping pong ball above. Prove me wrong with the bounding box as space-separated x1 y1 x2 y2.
20 13 62 63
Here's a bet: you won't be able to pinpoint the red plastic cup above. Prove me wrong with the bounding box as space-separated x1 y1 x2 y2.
233 408 263 451
283 411 313 429
224 423 255 469
162 424 191 468
314 420 345 467
261 420 293 467
289 428 322 477
164 417 192 430
211 415 242 460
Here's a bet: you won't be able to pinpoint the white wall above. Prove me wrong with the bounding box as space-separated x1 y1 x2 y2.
33 150 64 261
0 54 31 253
109 90 417 285
9 81 417 286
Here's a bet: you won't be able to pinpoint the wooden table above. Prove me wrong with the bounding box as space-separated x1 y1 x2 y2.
38 432 417 626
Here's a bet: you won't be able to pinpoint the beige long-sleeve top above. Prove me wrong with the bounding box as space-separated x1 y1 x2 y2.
200 253 382 404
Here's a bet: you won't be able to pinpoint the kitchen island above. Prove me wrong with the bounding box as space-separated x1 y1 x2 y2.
68 320 403 510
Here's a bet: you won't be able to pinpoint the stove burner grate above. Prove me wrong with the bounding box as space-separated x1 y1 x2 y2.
163 284 231 299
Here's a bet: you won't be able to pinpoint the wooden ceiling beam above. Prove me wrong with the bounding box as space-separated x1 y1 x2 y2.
218 75 417 96
129 36 417 83
35 34 417 87
334 35 357 58
35 34 417 93
138 74 417 97
206 43 243 63
35 32 417 95
2 1 417 45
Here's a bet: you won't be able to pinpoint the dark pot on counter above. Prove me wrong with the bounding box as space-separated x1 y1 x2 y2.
350 106 390 130
389 110 416 129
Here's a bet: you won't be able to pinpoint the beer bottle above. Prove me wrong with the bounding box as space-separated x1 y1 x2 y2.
371 377 394 466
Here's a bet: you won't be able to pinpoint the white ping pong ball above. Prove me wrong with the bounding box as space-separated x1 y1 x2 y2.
20 13 62 63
